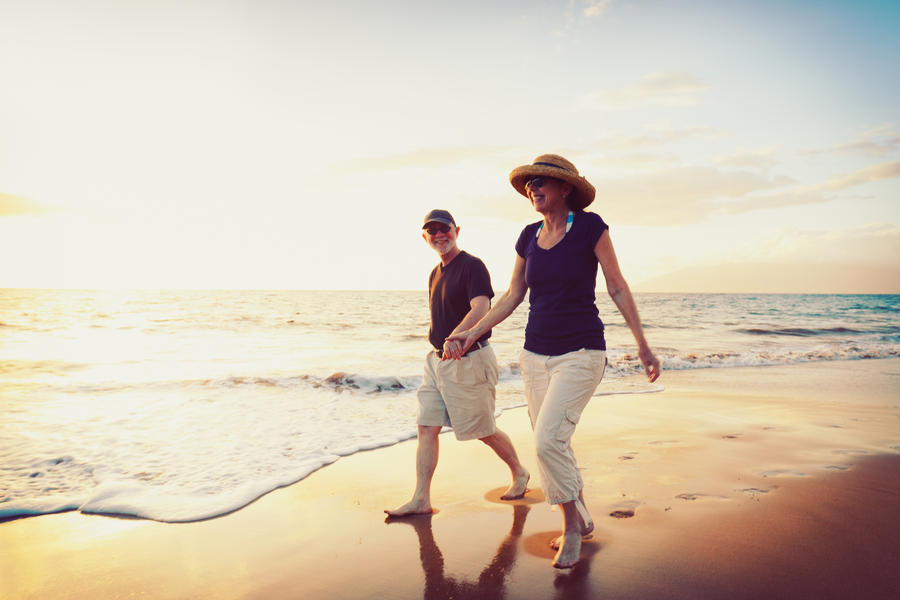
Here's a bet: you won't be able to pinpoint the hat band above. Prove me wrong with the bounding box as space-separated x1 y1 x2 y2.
534 161 576 175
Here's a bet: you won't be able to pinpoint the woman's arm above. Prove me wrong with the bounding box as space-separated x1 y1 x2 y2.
441 295 490 359
444 254 528 359
595 230 660 382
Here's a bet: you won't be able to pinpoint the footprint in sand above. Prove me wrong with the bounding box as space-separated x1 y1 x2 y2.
760 468 806 478
721 434 742 440
608 498 640 518
483 487 545 505
675 493 728 502
618 452 638 461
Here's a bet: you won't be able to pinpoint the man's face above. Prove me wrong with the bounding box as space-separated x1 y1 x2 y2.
422 221 459 256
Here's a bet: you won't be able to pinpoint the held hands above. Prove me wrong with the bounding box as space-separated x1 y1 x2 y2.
441 338 462 361
442 330 477 360
639 345 661 382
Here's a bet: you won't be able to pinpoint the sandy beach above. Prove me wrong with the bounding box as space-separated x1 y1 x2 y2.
3 358 899 600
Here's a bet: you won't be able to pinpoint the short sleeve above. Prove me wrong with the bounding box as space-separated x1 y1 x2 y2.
466 257 494 300
515 223 538 257
584 212 609 248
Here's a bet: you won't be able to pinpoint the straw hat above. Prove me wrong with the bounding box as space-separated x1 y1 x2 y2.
509 154 596 209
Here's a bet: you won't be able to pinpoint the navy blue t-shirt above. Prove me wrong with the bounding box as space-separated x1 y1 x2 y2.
515 211 609 355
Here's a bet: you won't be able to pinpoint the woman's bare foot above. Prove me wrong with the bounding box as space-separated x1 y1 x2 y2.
549 532 593 550
500 471 530 500
574 497 594 536
384 499 433 517
552 531 583 569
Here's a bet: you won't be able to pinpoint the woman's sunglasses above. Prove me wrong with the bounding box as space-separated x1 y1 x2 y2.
525 176 552 190
424 224 452 235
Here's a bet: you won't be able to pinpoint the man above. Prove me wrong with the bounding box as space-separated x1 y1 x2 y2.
385 209 530 517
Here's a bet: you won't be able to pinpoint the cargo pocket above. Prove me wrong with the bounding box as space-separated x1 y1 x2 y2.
555 407 581 441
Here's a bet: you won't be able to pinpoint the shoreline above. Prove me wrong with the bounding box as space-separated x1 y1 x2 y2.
2 358 899 599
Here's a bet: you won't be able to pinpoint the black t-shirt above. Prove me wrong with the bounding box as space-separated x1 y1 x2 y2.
427 251 494 350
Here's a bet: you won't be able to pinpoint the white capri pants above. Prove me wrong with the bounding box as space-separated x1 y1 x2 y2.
519 348 607 505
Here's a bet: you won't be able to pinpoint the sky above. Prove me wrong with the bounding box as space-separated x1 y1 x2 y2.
1 0 899 292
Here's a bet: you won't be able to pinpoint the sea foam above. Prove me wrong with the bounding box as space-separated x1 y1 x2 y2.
2 289 897 523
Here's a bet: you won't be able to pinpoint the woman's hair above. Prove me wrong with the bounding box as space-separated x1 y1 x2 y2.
563 182 579 211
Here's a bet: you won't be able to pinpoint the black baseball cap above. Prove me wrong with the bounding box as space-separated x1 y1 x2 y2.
422 209 456 228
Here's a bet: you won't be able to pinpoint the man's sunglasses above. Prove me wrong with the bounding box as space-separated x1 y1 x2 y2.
424 224 452 235
525 176 552 190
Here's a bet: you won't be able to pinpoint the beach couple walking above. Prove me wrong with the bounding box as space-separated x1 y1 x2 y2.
385 154 660 570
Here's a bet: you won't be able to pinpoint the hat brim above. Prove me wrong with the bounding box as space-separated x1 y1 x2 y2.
422 217 455 228
510 165 596 210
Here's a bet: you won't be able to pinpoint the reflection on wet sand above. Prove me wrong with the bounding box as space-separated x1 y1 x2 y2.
386 505 529 600
522 529 603 600
387 504 604 600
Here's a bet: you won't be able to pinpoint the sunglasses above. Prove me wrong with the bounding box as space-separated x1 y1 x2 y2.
525 176 553 190
424 223 452 235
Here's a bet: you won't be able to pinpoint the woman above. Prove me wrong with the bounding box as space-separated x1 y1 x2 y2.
446 154 660 569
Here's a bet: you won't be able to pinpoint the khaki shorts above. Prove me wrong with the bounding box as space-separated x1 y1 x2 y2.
417 344 499 441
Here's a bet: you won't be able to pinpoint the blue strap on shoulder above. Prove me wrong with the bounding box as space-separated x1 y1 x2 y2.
536 211 574 239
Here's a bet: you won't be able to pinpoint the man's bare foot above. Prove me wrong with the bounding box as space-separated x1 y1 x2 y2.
384 500 433 517
500 471 530 500
549 532 593 550
552 531 583 569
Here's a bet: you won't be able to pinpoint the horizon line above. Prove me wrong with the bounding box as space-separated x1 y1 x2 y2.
2 287 899 296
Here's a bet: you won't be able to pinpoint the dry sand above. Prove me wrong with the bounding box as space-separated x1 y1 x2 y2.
2 359 899 599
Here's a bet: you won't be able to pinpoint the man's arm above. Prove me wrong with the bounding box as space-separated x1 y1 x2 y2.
445 254 528 359
441 295 490 360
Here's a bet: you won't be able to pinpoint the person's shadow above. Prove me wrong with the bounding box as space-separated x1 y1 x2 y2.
385 504 530 600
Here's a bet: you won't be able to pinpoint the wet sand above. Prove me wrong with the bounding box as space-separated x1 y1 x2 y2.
2 359 899 599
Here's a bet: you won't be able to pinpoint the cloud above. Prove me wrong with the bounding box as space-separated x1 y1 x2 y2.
718 161 900 216
319 150 898 230
590 157 900 226
592 153 682 168
0 193 45 216
593 127 715 151
801 124 900 158
720 187 827 213
576 72 709 110
594 166 787 225
830 140 900 158
732 224 900 267
714 148 779 170
823 161 900 190
584 0 614 18
317 145 515 175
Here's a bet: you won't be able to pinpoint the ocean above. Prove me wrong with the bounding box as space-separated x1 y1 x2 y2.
2 290 898 523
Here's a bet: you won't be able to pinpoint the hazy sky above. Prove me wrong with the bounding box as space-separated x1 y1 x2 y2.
2 0 899 292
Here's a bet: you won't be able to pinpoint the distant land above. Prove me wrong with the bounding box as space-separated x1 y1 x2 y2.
633 262 900 294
